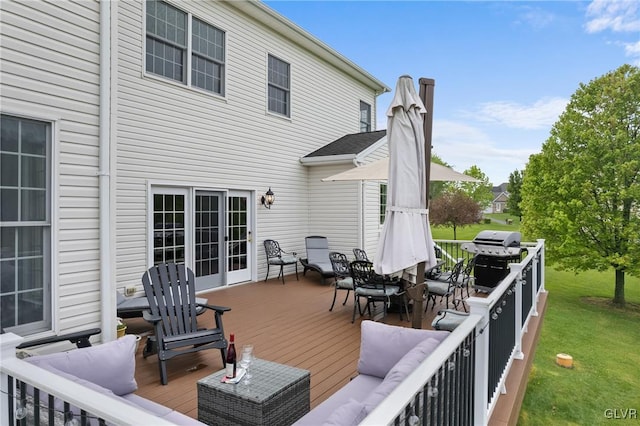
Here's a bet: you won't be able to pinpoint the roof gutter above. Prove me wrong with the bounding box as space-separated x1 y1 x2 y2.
299 154 358 166
225 1 390 94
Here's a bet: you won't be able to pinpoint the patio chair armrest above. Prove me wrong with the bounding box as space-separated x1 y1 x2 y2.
198 303 231 314
16 328 102 349
437 309 469 317
142 309 161 324
278 247 297 256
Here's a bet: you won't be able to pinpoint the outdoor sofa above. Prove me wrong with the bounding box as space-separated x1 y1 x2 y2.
23 335 204 425
294 320 450 425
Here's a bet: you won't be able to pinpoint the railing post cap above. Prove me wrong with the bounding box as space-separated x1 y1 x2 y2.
0 332 24 360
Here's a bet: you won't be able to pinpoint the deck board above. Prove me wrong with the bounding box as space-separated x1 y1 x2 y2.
126 272 445 420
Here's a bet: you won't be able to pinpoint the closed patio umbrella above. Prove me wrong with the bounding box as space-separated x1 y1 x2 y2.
373 75 437 288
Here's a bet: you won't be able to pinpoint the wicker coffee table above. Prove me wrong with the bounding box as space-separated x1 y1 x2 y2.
197 358 310 426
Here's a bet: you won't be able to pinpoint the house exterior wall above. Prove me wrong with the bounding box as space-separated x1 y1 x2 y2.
307 163 361 256
114 1 383 290
1 0 386 338
304 143 389 262
0 0 102 333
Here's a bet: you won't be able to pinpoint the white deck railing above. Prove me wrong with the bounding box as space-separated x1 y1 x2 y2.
362 239 546 425
1 239 545 426
0 334 177 425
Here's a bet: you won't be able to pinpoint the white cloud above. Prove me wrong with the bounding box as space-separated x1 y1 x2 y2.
431 120 537 184
516 6 556 30
468 97 567 130
585 0 640 33
624 40 640 65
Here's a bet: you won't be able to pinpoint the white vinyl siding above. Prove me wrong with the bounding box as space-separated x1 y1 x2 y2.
307 165 361 255
115 0 379 289
0 0 101 335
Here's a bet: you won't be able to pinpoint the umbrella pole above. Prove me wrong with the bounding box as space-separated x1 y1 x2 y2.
419 77 435 208
408 78 435 329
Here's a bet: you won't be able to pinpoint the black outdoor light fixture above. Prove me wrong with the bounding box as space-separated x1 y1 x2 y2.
261 187 275 209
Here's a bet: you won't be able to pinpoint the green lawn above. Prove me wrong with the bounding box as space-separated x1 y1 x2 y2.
430 213 523 240
518 269 640 425
431 219 640 424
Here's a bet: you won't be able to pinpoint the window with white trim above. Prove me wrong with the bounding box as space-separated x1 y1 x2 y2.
379 183 387 225
1 114 51 334
360 101 371 132
146 0 225 95
268 54 290 117
152 192 187 265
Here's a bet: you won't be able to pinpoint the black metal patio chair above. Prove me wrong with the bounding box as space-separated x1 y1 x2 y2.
328 252 354 311
349 260 406 323
263 239 299 284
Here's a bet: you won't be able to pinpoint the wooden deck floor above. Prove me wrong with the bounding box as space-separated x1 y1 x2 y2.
126 272 443 420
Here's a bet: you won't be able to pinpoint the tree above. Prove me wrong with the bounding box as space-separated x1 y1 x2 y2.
507 169 523 219
521 64 640 307
430 190 482 240
439 164 493 210
457 165 494 210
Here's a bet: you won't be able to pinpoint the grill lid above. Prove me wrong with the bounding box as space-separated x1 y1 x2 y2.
472 231 521 247
461 230 522 257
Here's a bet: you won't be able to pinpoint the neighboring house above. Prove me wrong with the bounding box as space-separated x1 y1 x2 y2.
0 0 390 340
486 183 509 213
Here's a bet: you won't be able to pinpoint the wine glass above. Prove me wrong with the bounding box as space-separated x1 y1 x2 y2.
240 344 254 385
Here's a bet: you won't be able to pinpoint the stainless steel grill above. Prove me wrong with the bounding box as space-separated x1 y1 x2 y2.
462 231 524 292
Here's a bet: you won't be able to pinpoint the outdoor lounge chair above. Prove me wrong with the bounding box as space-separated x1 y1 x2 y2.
263 239 299 284
301 236 335 284
141 263 231 385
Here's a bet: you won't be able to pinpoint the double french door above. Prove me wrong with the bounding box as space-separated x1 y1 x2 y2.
151 188 252 290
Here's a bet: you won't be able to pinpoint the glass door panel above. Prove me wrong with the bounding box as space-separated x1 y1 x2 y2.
152 193 186 265
194 191 223 290
226 191 251 283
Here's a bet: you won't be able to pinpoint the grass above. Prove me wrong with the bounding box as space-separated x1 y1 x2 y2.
430 218 640 424
430 213 522 240
518 269 640 425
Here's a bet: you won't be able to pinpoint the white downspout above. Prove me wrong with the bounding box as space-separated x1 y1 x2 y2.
352 158 365 251
99 0 113 341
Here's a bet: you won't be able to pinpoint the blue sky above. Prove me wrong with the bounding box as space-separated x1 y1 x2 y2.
263 0 640 184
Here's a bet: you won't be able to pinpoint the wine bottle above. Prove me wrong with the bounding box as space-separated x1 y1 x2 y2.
225 334 237 378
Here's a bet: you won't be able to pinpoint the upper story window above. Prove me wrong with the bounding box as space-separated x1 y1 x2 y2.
146 0 225 95
192 18 225 94
360 101 371 132
268 55 290 117
1 114 52 335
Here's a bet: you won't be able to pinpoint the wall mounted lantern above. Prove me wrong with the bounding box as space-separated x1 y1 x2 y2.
261 187 275 209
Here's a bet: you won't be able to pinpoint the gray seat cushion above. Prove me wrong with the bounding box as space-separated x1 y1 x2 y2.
292 374 382 426
336 277 354 289
268 254 298 265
